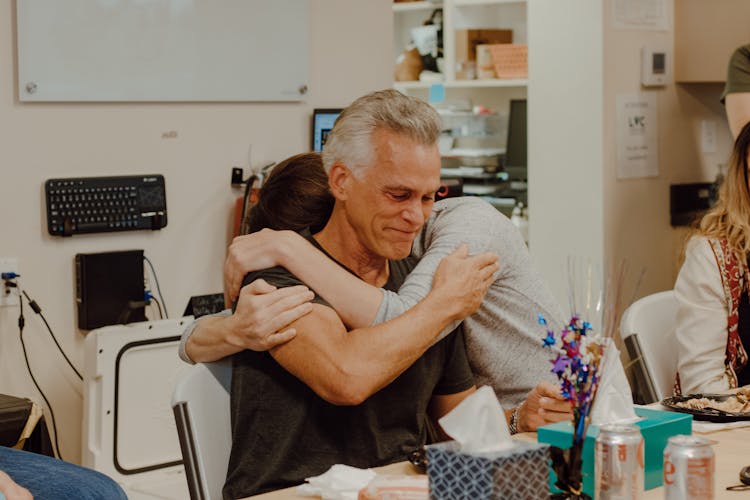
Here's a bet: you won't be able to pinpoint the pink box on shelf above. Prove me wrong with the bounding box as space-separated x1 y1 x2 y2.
489 43 528 79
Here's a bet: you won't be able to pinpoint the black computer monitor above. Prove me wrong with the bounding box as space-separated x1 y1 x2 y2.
504 99 527 180
311 108 342 152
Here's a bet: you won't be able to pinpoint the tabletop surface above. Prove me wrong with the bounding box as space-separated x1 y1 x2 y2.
244 426 750 499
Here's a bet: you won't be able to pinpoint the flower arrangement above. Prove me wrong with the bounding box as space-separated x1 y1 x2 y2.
539 314 603 499
538 257 640 499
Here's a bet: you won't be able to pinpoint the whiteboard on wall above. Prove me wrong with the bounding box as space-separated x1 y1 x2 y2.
16 0 310 102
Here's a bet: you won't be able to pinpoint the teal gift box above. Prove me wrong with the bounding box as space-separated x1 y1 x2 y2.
537 407 692 496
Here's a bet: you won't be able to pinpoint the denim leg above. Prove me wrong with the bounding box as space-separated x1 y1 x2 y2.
0 446 127 500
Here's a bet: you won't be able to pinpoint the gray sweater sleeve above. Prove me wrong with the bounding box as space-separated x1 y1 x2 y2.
178 308 232 364
375 197 564 405
372 197 500 340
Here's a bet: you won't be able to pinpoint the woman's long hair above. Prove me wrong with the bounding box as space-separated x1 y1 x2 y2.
699 121 750 260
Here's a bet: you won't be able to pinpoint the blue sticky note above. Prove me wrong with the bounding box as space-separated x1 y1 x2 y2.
429 83 445 103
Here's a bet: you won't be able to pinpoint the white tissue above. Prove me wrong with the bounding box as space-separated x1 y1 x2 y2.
590 338 640 426
296 464 376 500
438 385 516 453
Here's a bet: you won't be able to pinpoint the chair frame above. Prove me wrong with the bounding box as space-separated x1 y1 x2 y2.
172 359 232 500
620 290 678 404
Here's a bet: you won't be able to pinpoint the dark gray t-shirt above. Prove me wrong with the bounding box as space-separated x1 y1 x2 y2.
223 231 474 499
722 44 750 102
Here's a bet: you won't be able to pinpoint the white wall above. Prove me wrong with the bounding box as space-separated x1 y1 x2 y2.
529 0 733 315
527 0 604 306
602 0 732 302
0 0 392 463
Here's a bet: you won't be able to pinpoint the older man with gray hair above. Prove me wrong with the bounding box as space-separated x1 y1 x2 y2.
184 90 567 498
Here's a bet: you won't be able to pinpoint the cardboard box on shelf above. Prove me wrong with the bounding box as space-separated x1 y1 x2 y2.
489 43 528 79
455 29 513 79
476 44 496 79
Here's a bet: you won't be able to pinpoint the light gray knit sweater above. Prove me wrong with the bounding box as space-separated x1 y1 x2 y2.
374 197 564 407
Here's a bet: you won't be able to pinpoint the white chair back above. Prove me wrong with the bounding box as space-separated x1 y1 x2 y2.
620 290 678 403
171 360 232 500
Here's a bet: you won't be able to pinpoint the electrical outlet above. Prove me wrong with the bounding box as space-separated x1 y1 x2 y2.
231 167 244 186
0 257 19 307
701 120 717 154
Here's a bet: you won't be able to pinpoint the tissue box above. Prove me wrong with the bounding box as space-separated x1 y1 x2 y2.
426 441 549 499
537 407 692 496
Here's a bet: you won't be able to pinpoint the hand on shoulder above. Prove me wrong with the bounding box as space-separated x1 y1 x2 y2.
225 278 315 351
430 244 498 321
224 229 303 306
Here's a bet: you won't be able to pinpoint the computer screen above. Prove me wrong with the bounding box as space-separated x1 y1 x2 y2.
311 108 342 152
504 99 527 180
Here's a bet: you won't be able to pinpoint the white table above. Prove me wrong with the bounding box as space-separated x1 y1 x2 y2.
246 426 750 499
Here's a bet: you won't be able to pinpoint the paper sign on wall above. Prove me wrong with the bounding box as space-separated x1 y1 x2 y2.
616 93 658 179
613 0 670 31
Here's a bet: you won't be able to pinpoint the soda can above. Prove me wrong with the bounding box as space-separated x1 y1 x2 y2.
594 424 644 499
663 434 715 500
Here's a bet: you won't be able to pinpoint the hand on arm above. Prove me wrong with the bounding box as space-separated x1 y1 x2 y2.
223 229 383 326
374 204 501 333
269 266 492 406
223 229 497 331
185 279 314 363
220 233 496 404
428 244 497 321
224 230 296 306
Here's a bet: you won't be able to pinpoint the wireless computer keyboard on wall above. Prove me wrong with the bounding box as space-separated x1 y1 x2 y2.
45 175 167 236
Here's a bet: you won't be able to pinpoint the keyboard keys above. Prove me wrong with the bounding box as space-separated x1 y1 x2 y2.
45 175 166 236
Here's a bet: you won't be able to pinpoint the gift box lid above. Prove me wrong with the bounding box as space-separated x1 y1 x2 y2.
537 406 692 496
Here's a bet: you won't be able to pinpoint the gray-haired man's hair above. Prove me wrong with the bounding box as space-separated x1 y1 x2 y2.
321 89 442 177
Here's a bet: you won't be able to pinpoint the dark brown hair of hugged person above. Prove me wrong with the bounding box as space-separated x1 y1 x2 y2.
245 152 334 235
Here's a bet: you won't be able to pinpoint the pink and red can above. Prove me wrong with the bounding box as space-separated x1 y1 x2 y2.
663 434 715 500
594 424 644 499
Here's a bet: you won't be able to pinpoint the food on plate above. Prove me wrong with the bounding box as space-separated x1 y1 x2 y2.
674 387 750 413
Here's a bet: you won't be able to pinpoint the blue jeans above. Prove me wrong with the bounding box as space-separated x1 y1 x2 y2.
0 446 127 500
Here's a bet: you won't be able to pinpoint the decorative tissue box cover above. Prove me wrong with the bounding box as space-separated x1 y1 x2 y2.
426 440 549 499
537 407 692 496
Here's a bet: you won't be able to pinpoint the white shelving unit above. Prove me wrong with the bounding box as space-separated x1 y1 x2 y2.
393 0 527 88
392 0 528 216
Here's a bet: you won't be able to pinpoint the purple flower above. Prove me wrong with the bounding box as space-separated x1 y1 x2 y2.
551 355 569 375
